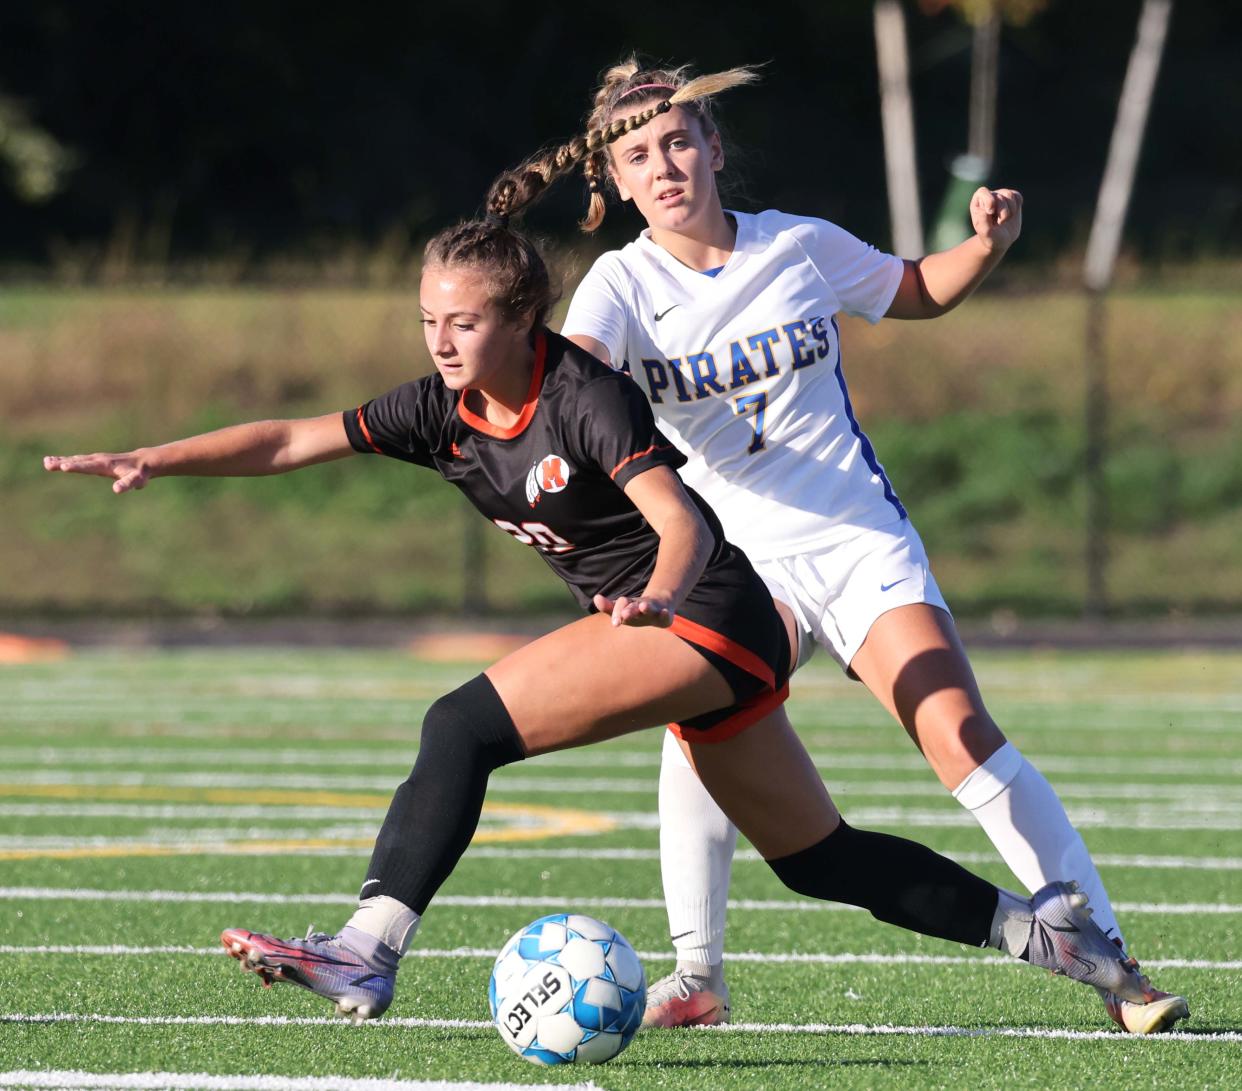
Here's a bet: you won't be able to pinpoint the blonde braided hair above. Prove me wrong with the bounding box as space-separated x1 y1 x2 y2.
484 60 759 232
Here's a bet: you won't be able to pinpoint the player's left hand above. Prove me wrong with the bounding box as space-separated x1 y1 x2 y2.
969 186 1023 253
593 592 674 628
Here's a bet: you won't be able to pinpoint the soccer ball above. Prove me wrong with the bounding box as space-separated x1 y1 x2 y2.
489 913 646 1065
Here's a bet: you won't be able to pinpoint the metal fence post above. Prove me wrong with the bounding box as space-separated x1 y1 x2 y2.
1084 288 1109 618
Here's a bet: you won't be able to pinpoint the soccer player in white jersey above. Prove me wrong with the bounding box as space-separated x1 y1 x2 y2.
559 58 1189 1036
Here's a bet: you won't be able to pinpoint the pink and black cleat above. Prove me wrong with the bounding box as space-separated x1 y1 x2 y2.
221 925 397 1022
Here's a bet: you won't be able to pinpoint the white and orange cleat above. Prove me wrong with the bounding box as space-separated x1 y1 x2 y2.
1098 936 1189 1035
1100 987 1190 1034
641 967 731 1028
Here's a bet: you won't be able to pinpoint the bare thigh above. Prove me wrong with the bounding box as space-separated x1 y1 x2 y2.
680 708 839 859
485 614 736 755
849 603 1006 788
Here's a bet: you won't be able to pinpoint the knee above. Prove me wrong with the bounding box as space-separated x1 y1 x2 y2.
767 826 851 900
950 739 1024 809
955 713 1006 762
419 691 462 748
921 712 1007 788
416 674 525 772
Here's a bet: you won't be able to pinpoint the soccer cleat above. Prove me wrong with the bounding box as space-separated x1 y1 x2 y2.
221 926 396 1021
1025 882 1153 1004
1097 938 1189 1034
1101 987 1190 1035
641 967 731 1028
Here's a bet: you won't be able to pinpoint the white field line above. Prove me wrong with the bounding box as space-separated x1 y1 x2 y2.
7 679 1242 706
2 887 1239 915
5 1013 1241 1045
8 771 656 794
7 801 1242 833
624 805 1242 833
708 1021 1242 1043
0 1071 599 1091
6 837 1242 874
7 834 426 852
797 717 1242 735
463 846 1242 873
0 688 438 706
0 804 390 821
13 769 1242 805
6 717 1239 743
0 747 406 768
0 707 419 722
6 745 1242 779
830 808 1242 829
1 944 1238 972
1 725 429 745
484 847 1242 872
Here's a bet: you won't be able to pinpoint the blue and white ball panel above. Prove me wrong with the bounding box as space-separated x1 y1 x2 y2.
487 947 531 1020
495 963 573 1051
565 914 614 942
558 936 606 979
574 1030 623 1063
488 913 646 1066
573 977 623 1031
604 936 644 993
517 917 569 961
536 1010 586 1053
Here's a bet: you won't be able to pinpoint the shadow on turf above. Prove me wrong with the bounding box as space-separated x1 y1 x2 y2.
629 1058 928 1070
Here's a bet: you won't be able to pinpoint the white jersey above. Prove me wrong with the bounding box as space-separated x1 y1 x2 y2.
562 208 907 560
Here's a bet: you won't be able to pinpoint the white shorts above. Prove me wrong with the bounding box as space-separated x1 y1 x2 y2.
752 518 951 674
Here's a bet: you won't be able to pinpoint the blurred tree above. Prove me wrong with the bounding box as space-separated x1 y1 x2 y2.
921 0 1048 23
0 93 77 202
921 0 1051 251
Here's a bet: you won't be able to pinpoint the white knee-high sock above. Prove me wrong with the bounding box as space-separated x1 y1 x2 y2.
953 741 1126 951
658 728 737 968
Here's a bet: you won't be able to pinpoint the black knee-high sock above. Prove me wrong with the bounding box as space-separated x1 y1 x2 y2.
362 674 525 913
767 820 998 946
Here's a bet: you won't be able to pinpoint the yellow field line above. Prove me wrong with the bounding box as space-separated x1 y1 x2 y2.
0 786 615 859
0 783 395 807
0 841 374 862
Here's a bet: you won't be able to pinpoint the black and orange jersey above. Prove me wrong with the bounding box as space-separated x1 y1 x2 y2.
342 327 790 735
343 328 726 610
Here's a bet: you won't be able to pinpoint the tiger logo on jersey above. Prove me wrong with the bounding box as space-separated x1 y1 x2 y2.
525 454 571 508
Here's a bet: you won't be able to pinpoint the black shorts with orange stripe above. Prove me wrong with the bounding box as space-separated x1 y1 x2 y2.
668 543 792 744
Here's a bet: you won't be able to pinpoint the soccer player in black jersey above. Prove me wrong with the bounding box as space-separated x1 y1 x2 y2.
44 200 1154 1026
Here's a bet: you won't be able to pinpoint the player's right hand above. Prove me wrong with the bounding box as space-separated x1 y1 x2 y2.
43 452 151 494
592 592 675 629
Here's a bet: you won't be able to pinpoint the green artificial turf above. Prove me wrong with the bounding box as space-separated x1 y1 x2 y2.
1 648 1239 1089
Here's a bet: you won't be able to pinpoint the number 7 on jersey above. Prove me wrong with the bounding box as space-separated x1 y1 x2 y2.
732 391 767 454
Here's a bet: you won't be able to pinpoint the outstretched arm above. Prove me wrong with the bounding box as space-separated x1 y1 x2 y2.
592 465 713 628
43 413 355 494
885 187 1023 320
